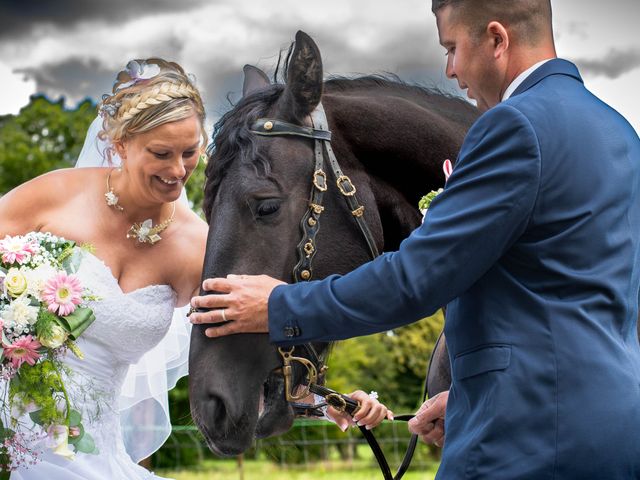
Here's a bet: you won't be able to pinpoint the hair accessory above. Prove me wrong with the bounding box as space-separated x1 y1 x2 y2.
99 103 120 118
116 60 161 91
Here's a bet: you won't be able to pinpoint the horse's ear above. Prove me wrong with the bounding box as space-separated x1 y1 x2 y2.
278 30 323 122
242 65 271 97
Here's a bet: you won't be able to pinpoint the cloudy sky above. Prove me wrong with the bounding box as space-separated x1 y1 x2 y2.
1 0 639 131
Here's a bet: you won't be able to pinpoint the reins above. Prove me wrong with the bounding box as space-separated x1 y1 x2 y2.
250 103 427 480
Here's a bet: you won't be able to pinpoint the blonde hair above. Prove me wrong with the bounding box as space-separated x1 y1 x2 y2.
99 58 207 163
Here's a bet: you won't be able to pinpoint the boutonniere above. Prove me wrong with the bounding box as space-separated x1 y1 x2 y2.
419 159 453 220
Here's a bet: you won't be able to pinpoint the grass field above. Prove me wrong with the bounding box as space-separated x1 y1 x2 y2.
157 459 439 480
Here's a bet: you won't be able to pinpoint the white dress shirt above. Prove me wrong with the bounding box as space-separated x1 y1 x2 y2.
502 58 554 101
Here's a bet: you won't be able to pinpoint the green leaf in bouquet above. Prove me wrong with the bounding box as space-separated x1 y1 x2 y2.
68 409 82 427
60 245 81 273
74 431 98 454
29 409 45 426
59 307 95 340
0 461 10 479
0 428 15 442
0 418 15 442
67 422 85 446
36 309 59 341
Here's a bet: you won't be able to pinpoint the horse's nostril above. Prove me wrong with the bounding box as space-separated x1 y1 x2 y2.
202 393 228 427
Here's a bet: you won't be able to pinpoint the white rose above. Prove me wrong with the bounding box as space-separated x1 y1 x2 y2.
5 268 27 297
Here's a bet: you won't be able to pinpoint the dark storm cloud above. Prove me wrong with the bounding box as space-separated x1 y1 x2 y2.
15 58 115 107
573 48 640 79
0 0 206 39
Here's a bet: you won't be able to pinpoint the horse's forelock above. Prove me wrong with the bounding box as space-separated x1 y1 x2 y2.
203 85 285 221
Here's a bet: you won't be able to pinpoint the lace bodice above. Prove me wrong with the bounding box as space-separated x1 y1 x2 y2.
59 250 177 455
72 251 177 363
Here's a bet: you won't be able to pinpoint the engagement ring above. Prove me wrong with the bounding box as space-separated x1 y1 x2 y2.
368 391 379 400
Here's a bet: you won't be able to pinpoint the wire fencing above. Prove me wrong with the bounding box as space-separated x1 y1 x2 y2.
153 419 440 473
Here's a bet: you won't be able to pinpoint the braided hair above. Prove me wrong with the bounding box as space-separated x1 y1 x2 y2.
98 58 207 163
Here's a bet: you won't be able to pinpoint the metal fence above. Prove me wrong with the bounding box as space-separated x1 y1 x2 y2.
154 419 439 473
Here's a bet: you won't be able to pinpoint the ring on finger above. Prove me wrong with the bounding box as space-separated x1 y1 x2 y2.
220 308 227 322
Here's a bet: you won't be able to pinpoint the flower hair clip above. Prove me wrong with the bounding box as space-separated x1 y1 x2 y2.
115 60 161 91
99 94 121 118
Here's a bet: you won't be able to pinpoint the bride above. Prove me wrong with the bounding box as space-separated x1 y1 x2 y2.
0 58 208 479
0 55 393 479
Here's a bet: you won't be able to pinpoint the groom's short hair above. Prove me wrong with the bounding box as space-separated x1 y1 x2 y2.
431 0 553 45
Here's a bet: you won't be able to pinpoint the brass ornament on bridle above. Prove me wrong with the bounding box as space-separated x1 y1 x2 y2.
278 347 318 402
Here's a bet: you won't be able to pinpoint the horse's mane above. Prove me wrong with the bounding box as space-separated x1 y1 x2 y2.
203 69 470 221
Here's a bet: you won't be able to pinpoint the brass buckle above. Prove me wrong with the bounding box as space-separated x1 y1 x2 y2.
278 347 318 402
336 175 356 196
313 170 328 192
352 206 365 217
325 393 348 413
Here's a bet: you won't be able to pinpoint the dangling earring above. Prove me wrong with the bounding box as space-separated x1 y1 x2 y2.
105 168 124 212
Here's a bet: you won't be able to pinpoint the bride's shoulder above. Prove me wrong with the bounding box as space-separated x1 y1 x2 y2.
0 167 105 234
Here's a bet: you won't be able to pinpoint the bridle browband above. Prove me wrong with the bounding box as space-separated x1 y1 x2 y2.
249 103 423 480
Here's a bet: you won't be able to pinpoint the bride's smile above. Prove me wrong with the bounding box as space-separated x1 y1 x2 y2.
114 113 203 207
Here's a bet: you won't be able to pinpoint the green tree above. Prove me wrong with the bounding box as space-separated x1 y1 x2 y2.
0 95 96 194
325 310 445 413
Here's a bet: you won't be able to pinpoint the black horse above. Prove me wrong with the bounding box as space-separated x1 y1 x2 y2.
189 31 478 456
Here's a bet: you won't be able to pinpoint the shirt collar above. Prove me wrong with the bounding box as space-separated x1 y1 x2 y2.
502 59 554 101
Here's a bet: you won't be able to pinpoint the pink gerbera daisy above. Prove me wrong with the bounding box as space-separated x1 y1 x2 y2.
0 235 39 265
42 272 83 316
3 335 41 369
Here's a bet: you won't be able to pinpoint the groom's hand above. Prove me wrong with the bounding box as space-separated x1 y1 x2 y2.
408 390 449 447
189 274 286 337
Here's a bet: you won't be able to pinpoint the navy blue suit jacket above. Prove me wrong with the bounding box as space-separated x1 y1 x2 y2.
269 59 640 479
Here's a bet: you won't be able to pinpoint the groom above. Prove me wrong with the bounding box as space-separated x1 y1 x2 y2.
190 0 640 478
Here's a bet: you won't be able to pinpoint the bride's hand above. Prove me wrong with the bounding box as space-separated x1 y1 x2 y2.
328 390 393 431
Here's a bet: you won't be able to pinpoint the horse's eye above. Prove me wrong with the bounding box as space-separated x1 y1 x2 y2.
256 199 281 217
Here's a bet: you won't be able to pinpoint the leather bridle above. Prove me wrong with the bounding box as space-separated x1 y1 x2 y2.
249 103 425 480
250 103 379 282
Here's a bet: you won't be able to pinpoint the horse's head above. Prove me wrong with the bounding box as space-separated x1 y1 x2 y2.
189 29 478 456
189 31 383 456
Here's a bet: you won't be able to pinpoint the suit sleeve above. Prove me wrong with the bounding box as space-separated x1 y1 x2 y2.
269 104 542 345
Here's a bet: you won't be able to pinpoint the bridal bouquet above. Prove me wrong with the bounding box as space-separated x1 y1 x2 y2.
0 232 97 475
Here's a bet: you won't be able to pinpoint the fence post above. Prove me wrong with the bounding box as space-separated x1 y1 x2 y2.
237 454 244 480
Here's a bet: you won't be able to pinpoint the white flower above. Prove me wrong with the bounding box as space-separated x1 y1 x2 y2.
23 264 57 300
5 268 27 297
3 296 39 328
10 394 39 419
47 425 75 461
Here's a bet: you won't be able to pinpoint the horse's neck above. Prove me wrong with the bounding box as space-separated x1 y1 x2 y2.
323 89 474 250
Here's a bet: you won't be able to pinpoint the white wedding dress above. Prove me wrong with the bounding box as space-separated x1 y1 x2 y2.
13 250 181 479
